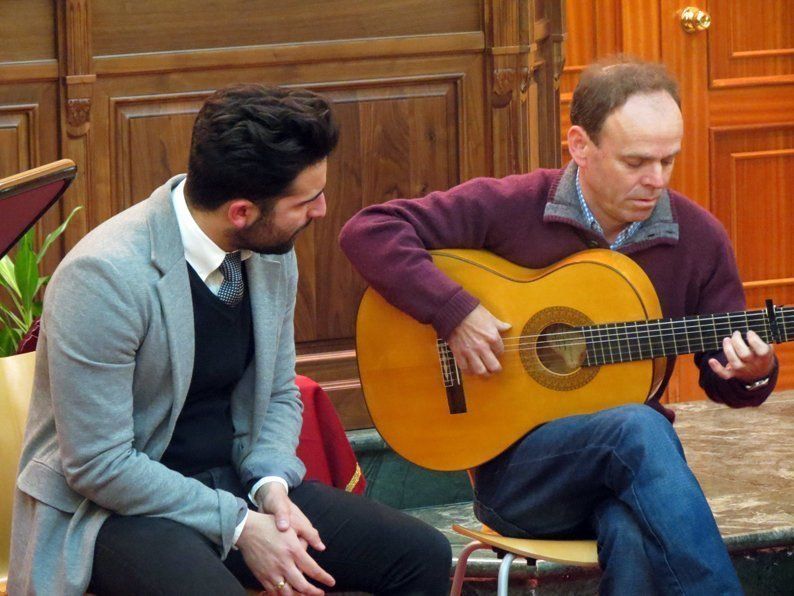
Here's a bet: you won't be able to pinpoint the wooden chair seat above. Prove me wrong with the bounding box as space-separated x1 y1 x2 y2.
0 351 36 592
450 523 598 595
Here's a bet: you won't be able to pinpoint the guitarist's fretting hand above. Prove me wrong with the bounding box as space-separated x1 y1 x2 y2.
447 305 512 377
707 330 775 383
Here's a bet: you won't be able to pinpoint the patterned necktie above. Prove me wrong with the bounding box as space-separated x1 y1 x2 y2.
217 252 244 307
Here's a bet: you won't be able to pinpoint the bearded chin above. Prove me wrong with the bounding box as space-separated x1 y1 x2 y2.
235 227 301 255
257 239 295 255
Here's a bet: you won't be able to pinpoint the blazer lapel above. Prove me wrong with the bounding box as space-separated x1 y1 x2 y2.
146 176 195 432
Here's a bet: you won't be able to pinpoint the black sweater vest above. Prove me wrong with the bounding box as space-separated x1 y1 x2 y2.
160 265 253 476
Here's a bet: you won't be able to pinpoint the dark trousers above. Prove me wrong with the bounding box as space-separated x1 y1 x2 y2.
89 466 450 595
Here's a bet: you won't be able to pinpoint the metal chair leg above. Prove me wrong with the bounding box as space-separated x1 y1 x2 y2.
450 541 492 596
497 552 516 596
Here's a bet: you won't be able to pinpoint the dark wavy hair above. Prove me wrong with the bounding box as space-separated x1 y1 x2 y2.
570 56 680 145
185 83 338 210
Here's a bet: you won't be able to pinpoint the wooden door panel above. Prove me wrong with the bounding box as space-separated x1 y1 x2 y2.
109 93 207 218
560 0 794 402
0 107 36 176
292 78 466 427
295 80 460 345
0 0 55 63
709 0 794 87
665 0 794 400
710 124 794 303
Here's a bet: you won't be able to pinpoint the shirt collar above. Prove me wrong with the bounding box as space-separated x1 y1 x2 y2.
171 177 252 282
575 167 642 250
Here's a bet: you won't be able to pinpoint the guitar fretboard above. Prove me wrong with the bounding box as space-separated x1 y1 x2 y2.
581 305 793 367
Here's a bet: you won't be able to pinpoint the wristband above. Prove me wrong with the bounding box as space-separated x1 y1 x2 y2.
743 376 770 391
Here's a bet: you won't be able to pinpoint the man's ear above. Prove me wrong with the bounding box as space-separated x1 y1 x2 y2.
226 199 259 230
567 125 591 167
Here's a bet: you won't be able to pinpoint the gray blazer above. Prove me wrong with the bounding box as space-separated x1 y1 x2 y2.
8 176 306 595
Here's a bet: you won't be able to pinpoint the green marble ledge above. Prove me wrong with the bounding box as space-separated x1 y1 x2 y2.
348 428 473 509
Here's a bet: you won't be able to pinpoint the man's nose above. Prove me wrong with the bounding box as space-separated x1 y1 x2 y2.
309 194 327 218
643 163 666 189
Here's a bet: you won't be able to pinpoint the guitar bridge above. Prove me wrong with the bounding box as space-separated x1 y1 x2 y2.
437 340 467 414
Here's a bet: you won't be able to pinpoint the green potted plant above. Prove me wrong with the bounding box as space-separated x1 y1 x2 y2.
0 207 81 356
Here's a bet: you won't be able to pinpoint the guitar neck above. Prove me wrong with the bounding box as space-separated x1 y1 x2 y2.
582 304 794 366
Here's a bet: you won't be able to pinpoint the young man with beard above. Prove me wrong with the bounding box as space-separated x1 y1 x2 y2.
9 84 451 596
340 57 777 594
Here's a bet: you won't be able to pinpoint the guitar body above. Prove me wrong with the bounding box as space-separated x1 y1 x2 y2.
356 249 668 471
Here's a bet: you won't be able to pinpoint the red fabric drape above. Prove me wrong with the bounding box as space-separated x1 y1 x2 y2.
296 375 366 494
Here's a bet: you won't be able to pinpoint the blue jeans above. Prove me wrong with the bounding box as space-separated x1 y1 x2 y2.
473 404 743 595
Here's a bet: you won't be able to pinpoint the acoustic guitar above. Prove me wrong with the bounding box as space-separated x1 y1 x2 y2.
355 249 789 471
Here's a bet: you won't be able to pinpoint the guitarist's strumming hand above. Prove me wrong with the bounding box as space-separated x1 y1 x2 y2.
707 330 775 383
447 304 512 377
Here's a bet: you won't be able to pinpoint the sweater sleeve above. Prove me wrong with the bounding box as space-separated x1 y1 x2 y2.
340 176 533 338
692 217 778 407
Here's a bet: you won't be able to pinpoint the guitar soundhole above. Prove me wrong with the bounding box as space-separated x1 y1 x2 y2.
537 323 587 374
520 306 598 391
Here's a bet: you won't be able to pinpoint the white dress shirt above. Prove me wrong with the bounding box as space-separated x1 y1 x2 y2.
171 178 289 542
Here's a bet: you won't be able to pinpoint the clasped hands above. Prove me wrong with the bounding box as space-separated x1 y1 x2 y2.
448 305 775 383
236 482 334 595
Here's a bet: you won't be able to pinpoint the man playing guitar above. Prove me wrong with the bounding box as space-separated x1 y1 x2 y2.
340 56 777 595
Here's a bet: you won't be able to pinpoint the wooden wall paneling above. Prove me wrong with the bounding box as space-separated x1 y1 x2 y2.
293 75 469 427
0 105 38 177
0 82 62 276
5 1 559 429
87 46 488 428
301 79 460 341
0 0 61 274
485 0 524 177
91 0 482 57
57 0 95 252
109 92 207 218
485 0 563 176
558 0 625 160
0 0 56 63
530 0 566 169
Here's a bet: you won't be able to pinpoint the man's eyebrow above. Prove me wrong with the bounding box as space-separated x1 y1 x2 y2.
298 188 325 204
622 149 681 160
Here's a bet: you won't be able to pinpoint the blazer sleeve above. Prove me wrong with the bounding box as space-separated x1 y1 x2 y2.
42 254 243 556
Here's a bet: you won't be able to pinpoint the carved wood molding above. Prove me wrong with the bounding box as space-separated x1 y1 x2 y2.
92 32 485 76
492 67 515 108
60 0 94 138
0 61 59 84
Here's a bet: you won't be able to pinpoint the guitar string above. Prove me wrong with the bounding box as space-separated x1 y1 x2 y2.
434 310 791 351
434 311 792 366
436 323 787 354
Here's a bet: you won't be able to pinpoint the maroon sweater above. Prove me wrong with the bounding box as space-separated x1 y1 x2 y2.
340 165 777 416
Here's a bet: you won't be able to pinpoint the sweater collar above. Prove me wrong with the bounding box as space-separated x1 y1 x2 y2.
543 162 680 251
